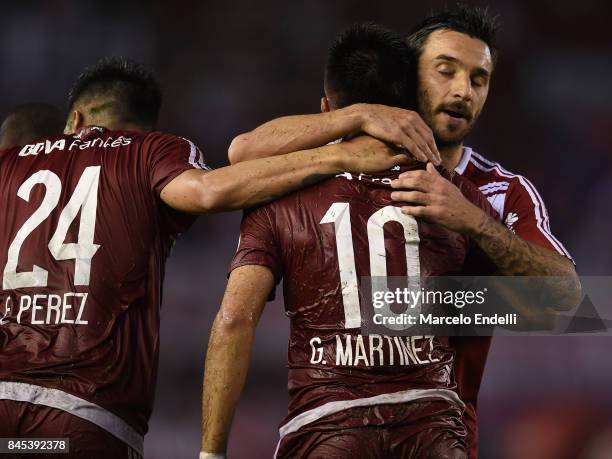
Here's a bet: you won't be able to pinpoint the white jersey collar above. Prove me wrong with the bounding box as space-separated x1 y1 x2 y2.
454 146 472 175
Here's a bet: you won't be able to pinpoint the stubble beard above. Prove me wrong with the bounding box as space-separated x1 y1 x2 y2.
417 87 474 150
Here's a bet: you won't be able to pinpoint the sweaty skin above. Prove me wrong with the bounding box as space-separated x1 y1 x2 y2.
226 29 580 308
228 103 441 166
202 265 273 455
391 30 580 307
65 105 410 215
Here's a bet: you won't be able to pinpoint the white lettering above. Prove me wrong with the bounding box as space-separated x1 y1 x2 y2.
17 296 32 323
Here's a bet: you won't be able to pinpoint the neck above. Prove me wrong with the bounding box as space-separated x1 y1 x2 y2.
440 143 465 171
95 119 149 133
78 112 150 134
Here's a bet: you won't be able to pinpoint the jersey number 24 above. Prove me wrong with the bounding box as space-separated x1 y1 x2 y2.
3 166 101 290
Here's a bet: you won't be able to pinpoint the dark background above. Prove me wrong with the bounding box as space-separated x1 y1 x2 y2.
1 1 611 458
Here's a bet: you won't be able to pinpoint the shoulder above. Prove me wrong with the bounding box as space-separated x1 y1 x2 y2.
141 131 209 168
464 148 544 204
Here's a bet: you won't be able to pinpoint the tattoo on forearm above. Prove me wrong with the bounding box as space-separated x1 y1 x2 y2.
474 214 565 275
473 215 580 307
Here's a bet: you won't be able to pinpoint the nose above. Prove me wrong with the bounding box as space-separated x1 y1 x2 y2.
450 73 472 101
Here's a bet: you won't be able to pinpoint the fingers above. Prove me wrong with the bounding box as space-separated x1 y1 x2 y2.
399 205 431 221
390 176 430 192
411 121 441 165
362 107 440 165
398 115 441 166
390 190 430 205
391 169 435 192
426 162 441 176
399 135 429 163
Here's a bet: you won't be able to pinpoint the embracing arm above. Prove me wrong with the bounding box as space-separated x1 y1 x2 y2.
229 103 440 165
229 105 363 163
469 212 576 277
391 163 581 310
161 135 408 214
468 211 580 310
201 265 275 457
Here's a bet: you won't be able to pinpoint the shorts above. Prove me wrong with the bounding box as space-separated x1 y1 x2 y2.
0 400 142 459
276 399 467 459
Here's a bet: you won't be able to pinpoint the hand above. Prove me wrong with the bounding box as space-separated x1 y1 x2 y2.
355 104 442 165
338 135 411 174
390 163 486 234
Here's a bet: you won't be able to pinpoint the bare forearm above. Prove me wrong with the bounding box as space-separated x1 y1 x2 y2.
471 214 581 308
202 320 256 454
202 144 344 212
471 214 572 275
228 106 362 163
162 136 404 214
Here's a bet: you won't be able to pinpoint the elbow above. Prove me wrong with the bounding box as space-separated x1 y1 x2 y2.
553 264 582 312
196 174 226 214
561 273 582 312
212 310 256 336
228 133 252 164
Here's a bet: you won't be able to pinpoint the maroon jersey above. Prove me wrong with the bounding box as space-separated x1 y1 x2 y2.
452 146 573 458
0 126 208 454
230 164 497 443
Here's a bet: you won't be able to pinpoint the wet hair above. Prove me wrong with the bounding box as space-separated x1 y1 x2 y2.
324 22 414 109
407 4 499 64
0 103 64 149
67 57 161 129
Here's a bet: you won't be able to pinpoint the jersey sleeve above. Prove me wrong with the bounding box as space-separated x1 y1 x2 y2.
229 206 283 284
143 133 211 196
504 177 573 261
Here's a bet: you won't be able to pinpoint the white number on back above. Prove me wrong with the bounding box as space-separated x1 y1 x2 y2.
320 203 420 329
3 166 102 289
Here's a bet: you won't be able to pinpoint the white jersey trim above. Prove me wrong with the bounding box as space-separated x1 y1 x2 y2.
454 147 473 175
479 181 509 195
0 381 144 456
183 137 211 171
274 388 464 458
468 151 573 260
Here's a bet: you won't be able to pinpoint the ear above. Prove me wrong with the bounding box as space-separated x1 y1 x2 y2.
321 96 331 113
63 110 83 135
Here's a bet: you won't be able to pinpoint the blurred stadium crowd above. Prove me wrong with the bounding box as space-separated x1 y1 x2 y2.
1 1 610 458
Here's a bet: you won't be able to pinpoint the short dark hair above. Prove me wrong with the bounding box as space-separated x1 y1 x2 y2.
0 103 64 149
67 57 162 128
324 22 413 109
408 4 499 64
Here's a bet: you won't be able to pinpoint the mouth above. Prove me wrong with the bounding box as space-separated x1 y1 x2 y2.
439 108 470 121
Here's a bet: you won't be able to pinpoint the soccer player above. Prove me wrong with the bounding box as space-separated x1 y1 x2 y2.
0 58 405 458
221 7 580 457
201 23 501 459
0 103 64 149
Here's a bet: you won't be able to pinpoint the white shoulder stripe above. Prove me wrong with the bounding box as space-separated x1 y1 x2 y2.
183 137 211 171
469 154 573 260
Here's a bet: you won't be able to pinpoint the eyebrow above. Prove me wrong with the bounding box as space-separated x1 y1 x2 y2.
434 54 491 78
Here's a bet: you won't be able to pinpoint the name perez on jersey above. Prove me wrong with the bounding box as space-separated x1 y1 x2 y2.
309 334 440 367
0 292 89 326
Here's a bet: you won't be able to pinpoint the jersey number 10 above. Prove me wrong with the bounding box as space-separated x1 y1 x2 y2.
320 202 421 329
3 166 101 290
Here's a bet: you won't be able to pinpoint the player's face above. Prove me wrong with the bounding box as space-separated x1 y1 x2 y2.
416 30 493 147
